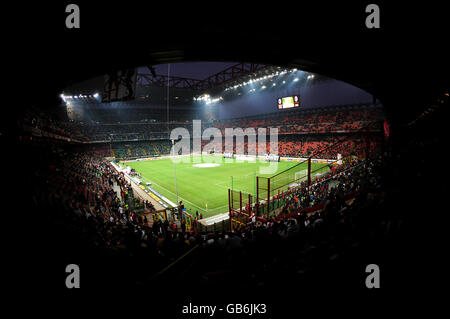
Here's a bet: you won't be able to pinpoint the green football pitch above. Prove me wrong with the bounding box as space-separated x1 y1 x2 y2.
123 155 330 218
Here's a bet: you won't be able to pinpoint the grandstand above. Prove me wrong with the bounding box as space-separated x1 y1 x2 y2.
20 103 383 156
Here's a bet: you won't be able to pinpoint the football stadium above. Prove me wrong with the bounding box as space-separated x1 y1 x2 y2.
8 3 449 309
25 63 385 233
16 60 391 283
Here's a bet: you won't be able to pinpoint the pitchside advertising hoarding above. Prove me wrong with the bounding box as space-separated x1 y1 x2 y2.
277 95 300 109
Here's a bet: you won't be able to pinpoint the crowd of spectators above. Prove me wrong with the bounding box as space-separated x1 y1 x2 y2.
198 134 381 159
63 133 381 160
78 106 202 124
111 140 171 158
280 158 377 215
19 107 86 141
77 123 172 141
277 134 382 159
19 105 383 145
214 106 383 135
30 140 159 251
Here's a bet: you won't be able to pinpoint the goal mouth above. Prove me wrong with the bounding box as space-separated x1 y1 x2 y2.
192 163 222 168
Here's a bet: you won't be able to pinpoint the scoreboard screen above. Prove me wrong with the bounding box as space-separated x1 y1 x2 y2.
277 95 300 109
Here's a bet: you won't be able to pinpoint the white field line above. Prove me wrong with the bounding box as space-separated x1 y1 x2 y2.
146 179 206 212
213 181 230 190
147 177 230 214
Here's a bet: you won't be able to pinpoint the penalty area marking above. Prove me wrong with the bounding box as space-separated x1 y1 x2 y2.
145 177 227 214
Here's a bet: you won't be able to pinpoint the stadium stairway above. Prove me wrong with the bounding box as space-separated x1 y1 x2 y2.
112 182 122 199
